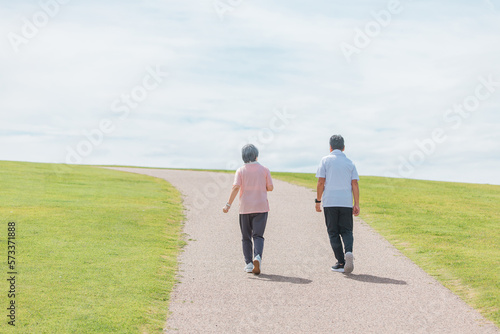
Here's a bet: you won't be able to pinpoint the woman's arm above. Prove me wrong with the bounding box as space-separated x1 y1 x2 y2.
223 185 240 213
266 169 274 191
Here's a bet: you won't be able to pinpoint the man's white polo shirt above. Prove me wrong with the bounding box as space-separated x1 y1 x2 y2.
316 149 359 208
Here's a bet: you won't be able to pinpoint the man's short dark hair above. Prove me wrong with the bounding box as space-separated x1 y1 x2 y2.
329 135 344 151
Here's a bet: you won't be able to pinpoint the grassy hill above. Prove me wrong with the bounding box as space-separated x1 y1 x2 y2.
272 172 500 326
1 161 498 331
0 161 184 333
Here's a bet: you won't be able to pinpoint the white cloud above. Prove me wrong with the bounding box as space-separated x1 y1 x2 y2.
0 0 499 184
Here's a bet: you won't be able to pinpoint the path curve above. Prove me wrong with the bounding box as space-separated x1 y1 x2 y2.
108 168 498 334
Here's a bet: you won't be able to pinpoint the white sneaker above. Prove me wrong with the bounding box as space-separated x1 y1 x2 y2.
344 252 354 274
244 262 254 273
252 255 261 275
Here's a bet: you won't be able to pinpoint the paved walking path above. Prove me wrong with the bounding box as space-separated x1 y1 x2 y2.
109 168 498 333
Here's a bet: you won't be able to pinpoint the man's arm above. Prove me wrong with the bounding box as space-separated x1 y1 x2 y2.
316 177 325 212
352 179 360 216
223 185 240 213
267 184 274 191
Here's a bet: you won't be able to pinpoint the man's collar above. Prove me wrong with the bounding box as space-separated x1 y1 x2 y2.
330 149 344 155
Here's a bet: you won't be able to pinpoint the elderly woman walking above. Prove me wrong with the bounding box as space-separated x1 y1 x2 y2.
223 144 274 275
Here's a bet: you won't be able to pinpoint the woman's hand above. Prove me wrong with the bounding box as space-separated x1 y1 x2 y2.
223 186 240 214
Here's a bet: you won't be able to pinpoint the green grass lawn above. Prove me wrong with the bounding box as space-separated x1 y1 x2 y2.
0 161 184 333
272 172 500 327
2 162 497 331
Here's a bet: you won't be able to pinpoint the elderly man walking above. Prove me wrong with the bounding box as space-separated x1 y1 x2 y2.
315 135 360 274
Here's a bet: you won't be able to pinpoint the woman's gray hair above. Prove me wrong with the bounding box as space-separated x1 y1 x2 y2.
242 144 259 163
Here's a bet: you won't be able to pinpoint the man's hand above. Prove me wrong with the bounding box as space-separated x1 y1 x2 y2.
353 205 360 216
315 203 322 212
316 177 325 213
222 204 230 213
352 179 360 216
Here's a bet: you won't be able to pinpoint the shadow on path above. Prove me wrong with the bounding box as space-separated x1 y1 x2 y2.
344 273 407 285
248 273 313 284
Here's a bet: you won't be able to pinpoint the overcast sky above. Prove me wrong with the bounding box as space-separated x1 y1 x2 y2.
1 0 499 184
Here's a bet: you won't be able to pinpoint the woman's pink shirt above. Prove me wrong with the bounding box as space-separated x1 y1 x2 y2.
233 162 273 214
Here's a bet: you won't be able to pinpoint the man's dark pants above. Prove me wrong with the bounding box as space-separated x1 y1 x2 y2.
239 212 268 264
324 207 353 264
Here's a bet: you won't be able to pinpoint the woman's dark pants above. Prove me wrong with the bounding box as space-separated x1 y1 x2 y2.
239 212 268 264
